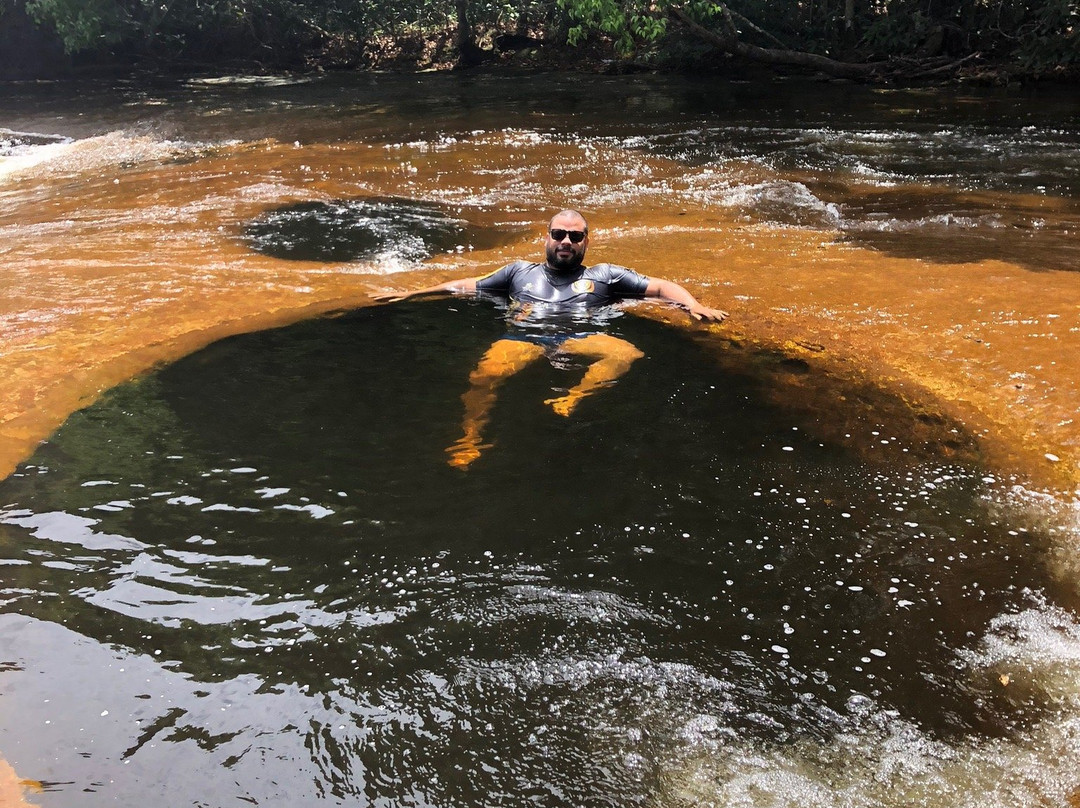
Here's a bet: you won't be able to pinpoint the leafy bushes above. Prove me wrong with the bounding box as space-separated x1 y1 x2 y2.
7 0 1080 76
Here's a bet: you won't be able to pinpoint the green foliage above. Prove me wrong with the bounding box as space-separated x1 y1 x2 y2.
25 0 127 53
858 10 933 57
1010 0 1080 74
558 0 666 54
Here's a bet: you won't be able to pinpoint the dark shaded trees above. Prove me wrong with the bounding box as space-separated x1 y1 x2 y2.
558 0 1079 78
0 0 69 76
7 0 565 69
3 0 1077 77
15 0 376 66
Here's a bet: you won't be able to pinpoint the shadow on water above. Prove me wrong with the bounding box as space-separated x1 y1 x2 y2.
829 188 1080 273
0 299 1074 804
245 197 530 263
705 177 1080 273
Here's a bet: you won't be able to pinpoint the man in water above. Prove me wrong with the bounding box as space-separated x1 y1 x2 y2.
375 209 728 468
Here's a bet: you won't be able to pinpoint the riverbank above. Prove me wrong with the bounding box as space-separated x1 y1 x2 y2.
5 50 1074 88
2 8 1076 86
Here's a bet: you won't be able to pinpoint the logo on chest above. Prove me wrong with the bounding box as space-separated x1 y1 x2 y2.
571 279 595 294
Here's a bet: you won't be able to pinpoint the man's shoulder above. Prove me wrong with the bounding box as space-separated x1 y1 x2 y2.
476 260 540 286
584 262 628 274
584 263 648 280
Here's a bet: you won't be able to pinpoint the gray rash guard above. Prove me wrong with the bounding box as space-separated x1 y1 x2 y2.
475 261 651 307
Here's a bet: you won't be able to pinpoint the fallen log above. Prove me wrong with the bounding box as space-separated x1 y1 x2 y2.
668 5 975 81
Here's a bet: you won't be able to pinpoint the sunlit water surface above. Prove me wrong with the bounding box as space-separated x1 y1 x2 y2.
1 72 1080 806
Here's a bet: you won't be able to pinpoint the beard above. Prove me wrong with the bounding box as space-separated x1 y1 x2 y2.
545 243 585 271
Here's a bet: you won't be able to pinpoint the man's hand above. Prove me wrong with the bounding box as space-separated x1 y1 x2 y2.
644 279 728 324
372 278 478 304
687 303 729 323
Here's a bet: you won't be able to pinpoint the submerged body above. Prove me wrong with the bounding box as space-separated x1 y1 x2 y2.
475 260 651 307
376 210 728 466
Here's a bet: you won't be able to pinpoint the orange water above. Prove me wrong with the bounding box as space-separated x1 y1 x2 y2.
2 127 1078 493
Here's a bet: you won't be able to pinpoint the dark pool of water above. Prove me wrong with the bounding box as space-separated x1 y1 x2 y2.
0 300 1069 805
246 197 529 263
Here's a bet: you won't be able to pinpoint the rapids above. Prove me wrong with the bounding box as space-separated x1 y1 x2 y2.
0 72 1079 807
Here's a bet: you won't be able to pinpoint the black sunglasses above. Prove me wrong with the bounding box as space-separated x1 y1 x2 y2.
549 228 586 243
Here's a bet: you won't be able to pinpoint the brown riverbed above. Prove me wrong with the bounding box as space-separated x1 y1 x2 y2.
1 133 1077 497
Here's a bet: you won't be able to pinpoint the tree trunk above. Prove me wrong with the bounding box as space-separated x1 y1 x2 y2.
670 6 891 79
454 0 489 67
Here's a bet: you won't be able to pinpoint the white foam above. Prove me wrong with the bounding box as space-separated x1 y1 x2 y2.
706 180 843 228
0 138 75 180
0 130 195 184
185 75 314 88
669 596 1080 808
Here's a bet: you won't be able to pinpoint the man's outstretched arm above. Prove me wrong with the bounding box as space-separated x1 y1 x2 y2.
373 277 479 304
644 279 728 322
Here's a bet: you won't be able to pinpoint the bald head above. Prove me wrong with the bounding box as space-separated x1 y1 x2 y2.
549 209 588 234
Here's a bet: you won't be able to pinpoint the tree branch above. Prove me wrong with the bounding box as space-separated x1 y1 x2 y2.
726 6 790 51
669 5 892 80
903 52 982 78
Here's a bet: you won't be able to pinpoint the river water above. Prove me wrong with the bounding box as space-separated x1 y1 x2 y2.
1 72 1079 806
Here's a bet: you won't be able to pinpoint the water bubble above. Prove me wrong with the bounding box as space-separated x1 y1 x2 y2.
846 693 874 714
